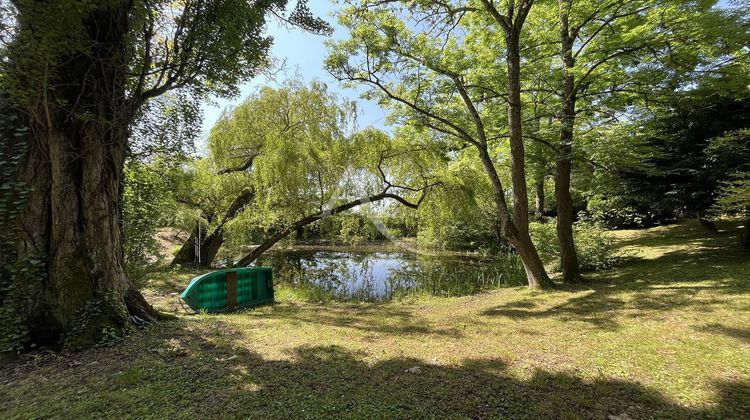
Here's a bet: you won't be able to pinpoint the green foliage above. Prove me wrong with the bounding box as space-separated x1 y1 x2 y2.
131 92 201 159
335 213 382 244
65 296 129 351
0 105 37 352
707 129 750 218
123 159 183 283
2 0 331 108
201 78 435 258
606 90 750 225
585 195 658 229
530 221 619 272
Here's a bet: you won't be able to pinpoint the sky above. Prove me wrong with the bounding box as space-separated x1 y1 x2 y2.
199 1 388 144
199 0 740 145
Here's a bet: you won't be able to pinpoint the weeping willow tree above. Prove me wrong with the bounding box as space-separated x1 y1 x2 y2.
172 79 441 267
0 0 329 350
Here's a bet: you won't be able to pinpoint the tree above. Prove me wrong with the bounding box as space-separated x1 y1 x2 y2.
707 128 750 247
517 0 750 281
0 0 329 350
610 83 750 231
123 158 180 276
327 0 553 288
169 158 256 267
172 80 439 267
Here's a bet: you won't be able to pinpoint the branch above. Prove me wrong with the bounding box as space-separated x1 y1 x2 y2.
234 182 439 267
217 153 259 175
479 0 512 33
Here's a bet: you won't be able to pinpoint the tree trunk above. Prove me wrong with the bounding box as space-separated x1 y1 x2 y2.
235 190 429 267
503 28 553 288
698 216 718 234
2 3 159 349
477 148 553 289
171 189 255 267
510 232 553 289
505 30 531 238
236 227 295 267
534 177 546 221
555 153 583 283
555 0 584 283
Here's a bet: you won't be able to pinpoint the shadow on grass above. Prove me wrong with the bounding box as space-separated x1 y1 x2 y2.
5 319 747 418
252 302 464 338
482 221 750 330
696 323 750 343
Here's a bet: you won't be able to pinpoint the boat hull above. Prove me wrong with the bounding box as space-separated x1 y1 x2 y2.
180 267 274 313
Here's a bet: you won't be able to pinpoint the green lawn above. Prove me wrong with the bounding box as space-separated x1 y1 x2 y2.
2 221 749 419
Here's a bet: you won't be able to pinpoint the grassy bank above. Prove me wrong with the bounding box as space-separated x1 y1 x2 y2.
2 221 749 418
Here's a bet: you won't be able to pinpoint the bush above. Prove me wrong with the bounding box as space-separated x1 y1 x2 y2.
585 194 656 229
529 221 619 272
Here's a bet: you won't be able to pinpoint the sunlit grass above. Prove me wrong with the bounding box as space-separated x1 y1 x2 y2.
2 220 749 418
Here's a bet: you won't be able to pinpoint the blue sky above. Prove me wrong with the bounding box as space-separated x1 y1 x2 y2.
200 0 739 143
199 1 388 142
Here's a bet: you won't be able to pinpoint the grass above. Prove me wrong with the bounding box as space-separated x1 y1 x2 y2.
2 220 749 419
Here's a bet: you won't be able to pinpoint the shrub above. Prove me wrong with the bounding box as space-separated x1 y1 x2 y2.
585 194 655 229
529 221 619 273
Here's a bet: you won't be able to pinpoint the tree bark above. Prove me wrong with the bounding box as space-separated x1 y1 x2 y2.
534 177 546 221
503 23 553 288
477 1 553 289
555 0 584 283
4 3 160 349
171 189 255 267
510 233 553 289
505 30 532 238
476 148 553 289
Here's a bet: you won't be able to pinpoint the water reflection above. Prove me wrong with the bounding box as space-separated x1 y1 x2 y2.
255 250 527 301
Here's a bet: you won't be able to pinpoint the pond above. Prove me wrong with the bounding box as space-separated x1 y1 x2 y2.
254 249 527 301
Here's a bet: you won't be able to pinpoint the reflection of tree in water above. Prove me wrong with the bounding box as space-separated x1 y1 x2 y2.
258 250 527 301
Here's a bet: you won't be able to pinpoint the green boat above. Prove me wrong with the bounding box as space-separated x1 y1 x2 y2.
180 267 274 313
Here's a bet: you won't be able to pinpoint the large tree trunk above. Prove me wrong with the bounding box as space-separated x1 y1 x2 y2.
171 189 255 267
2 3 159 349
555 0 584 283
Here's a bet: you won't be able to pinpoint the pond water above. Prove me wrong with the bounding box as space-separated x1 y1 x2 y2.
254 250 527 301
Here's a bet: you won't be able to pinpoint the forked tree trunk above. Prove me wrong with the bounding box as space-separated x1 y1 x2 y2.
477 148 553 289
235 190 428 267
3 3 159 349
555 0 583 283
171 189 255 267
